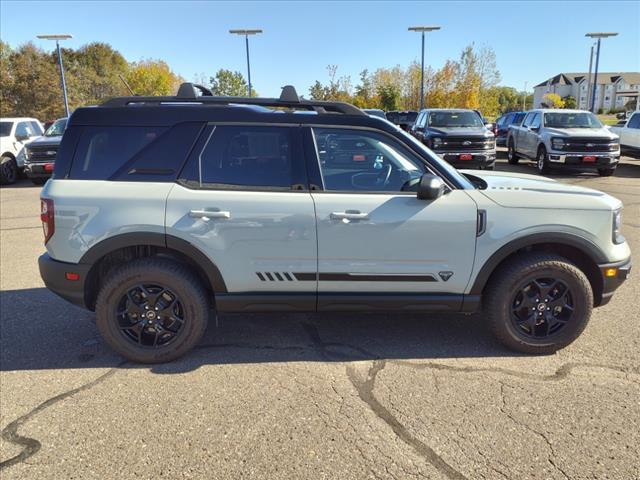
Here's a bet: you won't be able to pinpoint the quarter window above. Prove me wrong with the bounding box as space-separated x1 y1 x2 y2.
197 126 294 189
312 128 426 192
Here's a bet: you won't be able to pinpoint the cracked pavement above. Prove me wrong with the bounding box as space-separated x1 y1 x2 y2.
1 156 639 479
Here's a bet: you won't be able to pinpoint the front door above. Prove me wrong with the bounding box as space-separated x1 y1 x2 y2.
307 127 478 311
166 124 317 309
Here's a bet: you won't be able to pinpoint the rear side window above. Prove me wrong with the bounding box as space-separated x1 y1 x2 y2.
70 126 166 180
628 113 640 129
513 113 526 125
195 126 294 189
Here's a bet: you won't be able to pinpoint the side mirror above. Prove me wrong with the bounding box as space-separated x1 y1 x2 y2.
417 173 445 200
484 123 495 131
530 126 540 132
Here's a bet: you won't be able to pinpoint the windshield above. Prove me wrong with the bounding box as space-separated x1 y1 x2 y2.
395 124 475 189
44 118 67 137
428 111 483 128
0 122 12 137
544 112 603 128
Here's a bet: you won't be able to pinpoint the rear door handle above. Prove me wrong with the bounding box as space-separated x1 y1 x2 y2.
330 211 369 220
189 209 231 221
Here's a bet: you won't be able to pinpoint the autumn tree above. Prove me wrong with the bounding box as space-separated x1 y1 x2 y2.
126 59 182 96
542 93 565 109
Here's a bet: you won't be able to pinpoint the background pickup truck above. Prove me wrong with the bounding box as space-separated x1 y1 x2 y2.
506 109 620 176
608 111 640 158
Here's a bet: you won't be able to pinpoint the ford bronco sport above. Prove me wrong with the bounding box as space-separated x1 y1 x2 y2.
38 84 631 363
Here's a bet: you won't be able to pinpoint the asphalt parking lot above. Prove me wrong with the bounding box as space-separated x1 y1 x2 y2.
1 153 639 480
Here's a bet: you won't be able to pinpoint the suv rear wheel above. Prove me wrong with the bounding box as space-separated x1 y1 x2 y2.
0 156 18 185
96 257 210 363
484 253 593 354
507 140 519 165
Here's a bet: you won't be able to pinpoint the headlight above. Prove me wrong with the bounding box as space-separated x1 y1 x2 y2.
610 141 620 151
551 138 565 150
432 137 442 148
613 209 624 244
484 138 495 149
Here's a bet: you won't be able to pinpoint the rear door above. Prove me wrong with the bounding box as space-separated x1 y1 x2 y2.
166 124 317 309
306 126 478 311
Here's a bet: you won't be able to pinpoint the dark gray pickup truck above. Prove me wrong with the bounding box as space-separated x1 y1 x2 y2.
410 109 496 170
506 109 620 176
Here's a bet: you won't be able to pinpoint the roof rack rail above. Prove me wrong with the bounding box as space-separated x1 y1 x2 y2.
100 83 365 116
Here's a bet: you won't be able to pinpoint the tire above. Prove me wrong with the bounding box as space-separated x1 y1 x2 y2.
0 156 18 185
484 164 495 171
484 253 593 354
507 140 519 165
536 146 551 175
597 167 616 177
95 257 210 363
31 178 47 186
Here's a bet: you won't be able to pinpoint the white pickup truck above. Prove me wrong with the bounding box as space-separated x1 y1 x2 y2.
0 117 44 184
608 111 640 158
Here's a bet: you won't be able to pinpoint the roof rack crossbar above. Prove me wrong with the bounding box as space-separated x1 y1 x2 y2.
100 83 365 116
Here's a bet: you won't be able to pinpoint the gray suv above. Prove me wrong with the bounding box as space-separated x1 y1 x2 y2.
38 84 631 363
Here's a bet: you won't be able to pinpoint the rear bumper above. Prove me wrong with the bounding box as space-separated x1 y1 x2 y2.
598 257 632 306
39 253 90 309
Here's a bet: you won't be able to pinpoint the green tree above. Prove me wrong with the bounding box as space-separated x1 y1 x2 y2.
209 69 254 96
377 83 400 111
308 80 328 100
70 42 129 105
563 95 577 109
125 59 182 96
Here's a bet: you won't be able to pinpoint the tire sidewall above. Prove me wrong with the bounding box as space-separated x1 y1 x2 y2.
1 157 17 184
536 147 547 173
96 263 208 363
497 265 591 349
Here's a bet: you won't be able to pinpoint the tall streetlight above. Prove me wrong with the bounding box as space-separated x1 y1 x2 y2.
229 29 263 97
585 32 618 112
37 34 72 117
408 26 441 110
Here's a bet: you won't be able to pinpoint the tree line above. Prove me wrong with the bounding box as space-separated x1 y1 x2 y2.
307 44 532 117
1 40 532 121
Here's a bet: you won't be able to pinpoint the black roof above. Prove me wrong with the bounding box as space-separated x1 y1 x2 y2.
69 83 397 131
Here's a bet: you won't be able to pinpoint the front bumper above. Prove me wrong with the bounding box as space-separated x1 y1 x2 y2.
39 253 91 309
547 150 620 170
598 257 632 306
25 162 54 179
436 150 496 169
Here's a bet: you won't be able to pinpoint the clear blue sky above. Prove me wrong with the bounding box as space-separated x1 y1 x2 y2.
1 1 638 96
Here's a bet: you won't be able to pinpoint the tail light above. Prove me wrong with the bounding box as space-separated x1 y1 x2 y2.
40 198 55 244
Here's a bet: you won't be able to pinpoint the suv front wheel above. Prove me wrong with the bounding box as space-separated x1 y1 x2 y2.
484 253 593 354
96 257 210 363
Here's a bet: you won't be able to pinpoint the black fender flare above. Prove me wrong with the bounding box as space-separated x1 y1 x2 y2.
468 232 607 295
79 232 227 293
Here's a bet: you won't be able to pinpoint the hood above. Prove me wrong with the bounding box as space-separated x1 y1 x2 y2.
461 170 622 211
544 127 617 140
26 135 62 148
427 126 492 137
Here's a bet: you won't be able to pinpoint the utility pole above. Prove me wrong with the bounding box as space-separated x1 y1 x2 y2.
586 32 618 112
408 26 441 110
37 34 72 117
586 43 594 111
229 29 263 97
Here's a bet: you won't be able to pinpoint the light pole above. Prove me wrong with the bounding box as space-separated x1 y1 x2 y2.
586 42 595 110
585 32 618 112
229 29 262 97
408 26 441 110
522 82 527 111
37 34 72 117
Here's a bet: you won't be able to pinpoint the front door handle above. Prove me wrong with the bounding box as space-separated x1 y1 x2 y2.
189 209 231 221
330 211 369 221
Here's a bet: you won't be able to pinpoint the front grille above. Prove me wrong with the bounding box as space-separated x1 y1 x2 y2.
563 138 618 152
436 136 493 151
26 145 58 163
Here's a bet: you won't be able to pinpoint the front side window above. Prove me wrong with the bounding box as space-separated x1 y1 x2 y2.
628 113 640 129
544 112 603 128
198 126 293 189
29 121 43 136
530 113 541 129
312 128 426 192
0 122 12 137
15 122 34 138
44 118 67 137
428 111 483 128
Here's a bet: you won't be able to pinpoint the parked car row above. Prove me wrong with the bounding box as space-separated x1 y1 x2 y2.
0 116 66 185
